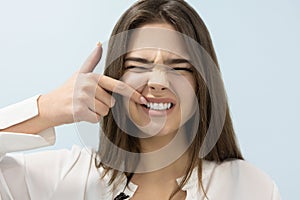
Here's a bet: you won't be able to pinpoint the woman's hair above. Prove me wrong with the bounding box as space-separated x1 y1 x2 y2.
96 0 243 199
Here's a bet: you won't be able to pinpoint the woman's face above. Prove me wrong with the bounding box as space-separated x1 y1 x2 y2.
121 23 197 137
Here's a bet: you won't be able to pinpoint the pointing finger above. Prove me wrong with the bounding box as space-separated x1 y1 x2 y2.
79 42 103 73
98 75 147 105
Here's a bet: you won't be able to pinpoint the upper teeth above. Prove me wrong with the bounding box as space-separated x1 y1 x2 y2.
146 102 172 110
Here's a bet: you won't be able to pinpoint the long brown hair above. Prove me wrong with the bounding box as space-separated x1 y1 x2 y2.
96 0 243 199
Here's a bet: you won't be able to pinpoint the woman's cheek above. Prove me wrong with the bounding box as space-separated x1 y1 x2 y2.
121 71 149 90
121 72 150 126
169 75 197 123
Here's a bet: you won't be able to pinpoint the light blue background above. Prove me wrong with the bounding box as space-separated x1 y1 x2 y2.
0 0 299 199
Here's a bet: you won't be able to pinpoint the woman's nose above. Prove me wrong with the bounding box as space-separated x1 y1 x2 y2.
147 69 169 91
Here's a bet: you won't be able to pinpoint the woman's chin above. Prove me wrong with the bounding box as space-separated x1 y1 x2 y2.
136 124 179 138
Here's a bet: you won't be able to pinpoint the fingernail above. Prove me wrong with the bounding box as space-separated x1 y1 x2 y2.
96 41 102 47
140 96 148 105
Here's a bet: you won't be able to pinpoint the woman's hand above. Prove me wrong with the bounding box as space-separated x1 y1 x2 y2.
38 44 147 127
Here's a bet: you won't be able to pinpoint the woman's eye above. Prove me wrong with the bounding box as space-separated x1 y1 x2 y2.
171 67 193 73
126 66 151 72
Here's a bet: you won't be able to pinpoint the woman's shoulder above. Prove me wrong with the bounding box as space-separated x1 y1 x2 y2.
202 159 280 199
209 159 276 192
205 159 275 184
217 159 273 181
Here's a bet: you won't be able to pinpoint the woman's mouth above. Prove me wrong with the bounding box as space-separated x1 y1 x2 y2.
141 97 176 116
144 102 174 110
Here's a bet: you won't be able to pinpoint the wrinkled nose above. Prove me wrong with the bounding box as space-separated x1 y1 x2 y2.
147 68 169 91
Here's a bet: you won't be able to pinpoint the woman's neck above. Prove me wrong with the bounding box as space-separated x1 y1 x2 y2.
134 150 189 182
130 130 191 199
135 129 190 180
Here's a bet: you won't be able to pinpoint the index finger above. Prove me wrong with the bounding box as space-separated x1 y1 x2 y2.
98 75 148 105
79 43 103 73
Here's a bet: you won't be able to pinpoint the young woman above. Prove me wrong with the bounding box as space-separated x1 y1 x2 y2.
0 0 280 199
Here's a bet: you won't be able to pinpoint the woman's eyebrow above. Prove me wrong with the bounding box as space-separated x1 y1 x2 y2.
124 57 152 64
124 57 190 65
164 58 190 65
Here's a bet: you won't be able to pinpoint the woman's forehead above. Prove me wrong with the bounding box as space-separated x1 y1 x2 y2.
127 25 190 60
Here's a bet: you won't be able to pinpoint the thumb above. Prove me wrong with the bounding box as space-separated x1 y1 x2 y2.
79 42 103 73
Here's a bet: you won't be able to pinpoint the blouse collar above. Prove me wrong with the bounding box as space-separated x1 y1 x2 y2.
119 160 217 198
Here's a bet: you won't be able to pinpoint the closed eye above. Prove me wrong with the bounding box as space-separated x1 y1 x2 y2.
172 67 193 72
125 65 151 72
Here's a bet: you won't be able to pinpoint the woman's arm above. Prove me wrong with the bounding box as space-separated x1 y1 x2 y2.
0 95 57 134
0 44 146 135
0 45 104 135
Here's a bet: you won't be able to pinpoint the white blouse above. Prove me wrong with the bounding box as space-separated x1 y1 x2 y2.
0 96 281 200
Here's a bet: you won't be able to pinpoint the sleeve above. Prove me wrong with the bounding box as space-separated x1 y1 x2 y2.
0 95 56 156
0 146 91 200
0 95 41 130
0 95 59 199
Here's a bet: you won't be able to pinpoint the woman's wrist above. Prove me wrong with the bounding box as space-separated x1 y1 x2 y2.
37 94 62 128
